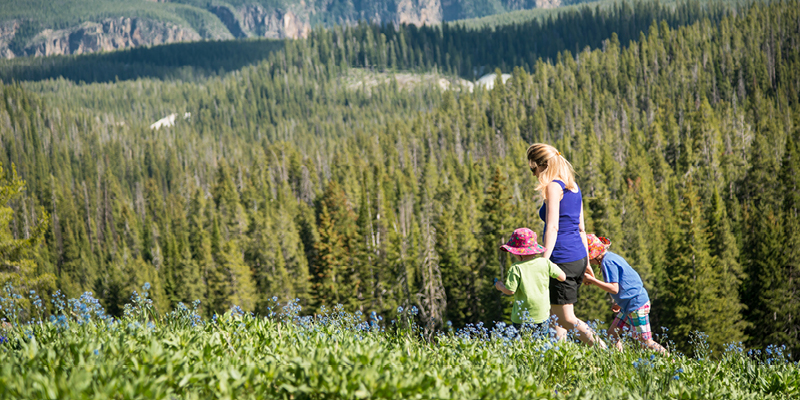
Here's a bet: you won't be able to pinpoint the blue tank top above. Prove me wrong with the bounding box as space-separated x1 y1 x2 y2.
538 180 586 264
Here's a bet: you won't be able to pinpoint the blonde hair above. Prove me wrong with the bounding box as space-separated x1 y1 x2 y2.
526 143 577 196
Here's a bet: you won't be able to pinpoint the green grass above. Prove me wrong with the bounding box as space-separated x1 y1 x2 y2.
0 286 798 399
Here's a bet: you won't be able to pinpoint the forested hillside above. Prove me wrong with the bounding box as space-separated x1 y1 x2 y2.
0 0 599 58
1 0 731 83
0 0 798 357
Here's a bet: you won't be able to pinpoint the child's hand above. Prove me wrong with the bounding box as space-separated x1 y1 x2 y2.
583 272 595 285
611 304 621 313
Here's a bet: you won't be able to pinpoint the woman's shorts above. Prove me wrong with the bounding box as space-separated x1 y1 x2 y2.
549 257 588 305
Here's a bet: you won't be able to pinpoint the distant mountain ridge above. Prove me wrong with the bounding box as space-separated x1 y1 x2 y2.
0 0 586 58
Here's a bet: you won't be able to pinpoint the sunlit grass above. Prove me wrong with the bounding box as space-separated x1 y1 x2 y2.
0 283 798 399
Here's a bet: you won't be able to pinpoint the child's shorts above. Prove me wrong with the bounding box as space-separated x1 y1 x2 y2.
610 302 653 341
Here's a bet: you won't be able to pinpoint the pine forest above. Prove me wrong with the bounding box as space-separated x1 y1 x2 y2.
0 0 799 359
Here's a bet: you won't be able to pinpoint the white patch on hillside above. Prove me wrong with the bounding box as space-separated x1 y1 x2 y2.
345 70 474 93
476 73 511 89
150 112 191 130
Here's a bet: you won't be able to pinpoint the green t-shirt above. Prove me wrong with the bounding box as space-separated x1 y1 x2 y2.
504 257 564 324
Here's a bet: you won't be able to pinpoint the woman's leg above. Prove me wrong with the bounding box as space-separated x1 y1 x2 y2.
551 304 606 348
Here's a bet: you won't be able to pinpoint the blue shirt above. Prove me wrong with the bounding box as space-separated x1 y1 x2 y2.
538 180 586 263
600 251 649 314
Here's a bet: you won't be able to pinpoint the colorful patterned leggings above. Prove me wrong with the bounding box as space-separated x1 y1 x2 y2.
610 302 652 341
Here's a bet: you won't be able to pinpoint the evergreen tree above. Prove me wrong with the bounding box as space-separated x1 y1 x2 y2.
312 202 344 310
707 186 748 349
435 187 470 327
0 163 55 299
478 166 512 325
743 108 787 349
661 177 724 351
207 216 232 314
778 112 800 355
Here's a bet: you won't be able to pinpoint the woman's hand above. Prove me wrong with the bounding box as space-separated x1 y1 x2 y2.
585 263 596 277
611 304 621 314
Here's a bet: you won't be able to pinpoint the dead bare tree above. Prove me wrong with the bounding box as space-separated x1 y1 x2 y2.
416 195 446 339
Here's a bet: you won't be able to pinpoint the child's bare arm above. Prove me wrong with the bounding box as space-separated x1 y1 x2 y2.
583 272 619 294
495 280 515 295
555 270 566 282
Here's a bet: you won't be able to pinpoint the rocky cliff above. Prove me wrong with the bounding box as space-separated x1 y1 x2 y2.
238 4 310 39
396 0 442 26
3 17 201 58
0 0 557 58
0 20 19 58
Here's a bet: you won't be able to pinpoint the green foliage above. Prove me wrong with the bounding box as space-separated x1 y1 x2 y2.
0 289 798 399
0 0 799 358
0 162 53 297
0 0 732 83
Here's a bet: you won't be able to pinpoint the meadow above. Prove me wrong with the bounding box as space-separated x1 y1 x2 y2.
0 284 797 399
1 1 799 397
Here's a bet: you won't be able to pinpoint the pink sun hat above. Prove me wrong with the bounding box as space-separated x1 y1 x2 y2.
500 228 546 256
586 234 611 259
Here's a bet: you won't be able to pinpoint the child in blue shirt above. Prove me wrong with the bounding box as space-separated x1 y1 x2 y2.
582 234 667 354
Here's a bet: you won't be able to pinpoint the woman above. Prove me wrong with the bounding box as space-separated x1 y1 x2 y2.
527 143 604 347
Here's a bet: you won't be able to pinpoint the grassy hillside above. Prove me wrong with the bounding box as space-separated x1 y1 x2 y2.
1 0 799 370
0 286 797 399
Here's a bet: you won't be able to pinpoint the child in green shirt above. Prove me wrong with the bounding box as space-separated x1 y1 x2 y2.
495 228 566 333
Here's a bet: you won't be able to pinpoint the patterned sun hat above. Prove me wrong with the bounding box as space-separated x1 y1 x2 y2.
500 228 546 256
587 234 611 259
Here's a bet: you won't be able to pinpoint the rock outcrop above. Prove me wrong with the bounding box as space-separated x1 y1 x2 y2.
396 0 442 26
0 0 556 58
8 17 200 58
534 0 562 9
209 5 247 38
0 20 19 58
239 5 311 39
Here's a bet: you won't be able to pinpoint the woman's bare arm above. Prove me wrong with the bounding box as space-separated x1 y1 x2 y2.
542 182 562 260
578 203 593 277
